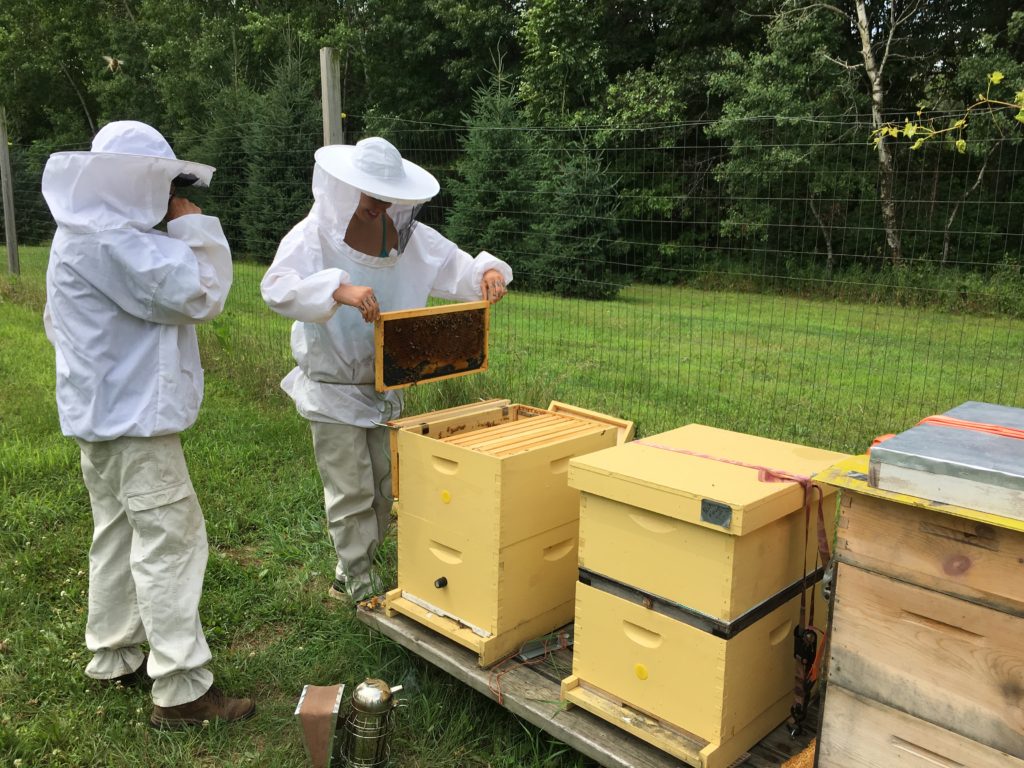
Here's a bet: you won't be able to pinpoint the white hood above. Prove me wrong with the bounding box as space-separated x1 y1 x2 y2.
41 120 215 234
308 162 421 254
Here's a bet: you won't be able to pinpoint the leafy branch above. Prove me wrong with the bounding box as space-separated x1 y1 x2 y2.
872 72 1024 153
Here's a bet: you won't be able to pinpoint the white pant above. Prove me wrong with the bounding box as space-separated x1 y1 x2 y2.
310 421 393 600
78 434 214 707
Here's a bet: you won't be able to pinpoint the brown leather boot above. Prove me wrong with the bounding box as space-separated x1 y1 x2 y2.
95 654 150 689
150 686 256 730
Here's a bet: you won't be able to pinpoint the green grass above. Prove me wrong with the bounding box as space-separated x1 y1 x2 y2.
2 244 1023 766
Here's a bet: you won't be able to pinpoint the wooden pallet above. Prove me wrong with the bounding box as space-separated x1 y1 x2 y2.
356 605 816 768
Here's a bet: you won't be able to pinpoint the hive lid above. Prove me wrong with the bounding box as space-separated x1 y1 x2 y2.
374 300 489 391
814 454 1024 532
568 424 848 536
868 401 1024 521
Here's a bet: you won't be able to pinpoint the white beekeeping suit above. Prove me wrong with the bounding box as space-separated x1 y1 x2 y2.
261 137 513 601
261 145 512 427
41 121 254 726
43 121 230 441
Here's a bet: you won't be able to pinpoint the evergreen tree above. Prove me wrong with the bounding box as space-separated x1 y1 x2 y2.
450 68 625 298
447 70 542 276
186 81 258 250
524 136 626 299
239 44 321 261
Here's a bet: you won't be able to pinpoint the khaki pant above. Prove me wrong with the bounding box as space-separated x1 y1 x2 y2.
77 434 214 707
310 421 393 600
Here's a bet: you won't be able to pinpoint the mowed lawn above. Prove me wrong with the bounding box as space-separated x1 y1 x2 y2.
3 245 1023 766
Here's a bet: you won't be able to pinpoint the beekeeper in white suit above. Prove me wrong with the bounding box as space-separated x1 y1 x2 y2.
261 137 512 603
42 120 255 729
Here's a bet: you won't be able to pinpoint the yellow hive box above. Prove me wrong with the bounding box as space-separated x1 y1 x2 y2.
563 583 802 768
385 402 633 667
570 424 846 619
562 425 848 768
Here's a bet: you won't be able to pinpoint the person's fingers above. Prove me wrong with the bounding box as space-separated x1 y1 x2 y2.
483 279 506 302
358 293 379 322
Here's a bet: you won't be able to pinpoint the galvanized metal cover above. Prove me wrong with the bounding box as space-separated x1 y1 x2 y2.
870 401 1024 491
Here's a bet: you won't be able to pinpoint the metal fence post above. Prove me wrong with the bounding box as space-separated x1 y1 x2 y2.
320 47 344 147
0 106 20 275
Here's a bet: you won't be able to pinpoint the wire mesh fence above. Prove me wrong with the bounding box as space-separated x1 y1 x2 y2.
4 113 1023 453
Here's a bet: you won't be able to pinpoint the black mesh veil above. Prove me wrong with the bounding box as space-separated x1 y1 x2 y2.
395 203 424 255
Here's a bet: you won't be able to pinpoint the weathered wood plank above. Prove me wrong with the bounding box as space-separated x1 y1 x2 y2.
828 564 1024 757
818 685 1024 768
837 491 1024 617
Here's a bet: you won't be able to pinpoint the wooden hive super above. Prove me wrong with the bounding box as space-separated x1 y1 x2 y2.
385 400 633 667
815 456 1024 768
561 425 848 768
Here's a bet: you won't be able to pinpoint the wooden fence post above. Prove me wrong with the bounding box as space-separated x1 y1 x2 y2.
320 47 344 147
0 106 20 275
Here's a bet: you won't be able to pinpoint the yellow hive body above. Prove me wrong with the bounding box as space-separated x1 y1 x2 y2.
385 402 633 667
561 424 848 768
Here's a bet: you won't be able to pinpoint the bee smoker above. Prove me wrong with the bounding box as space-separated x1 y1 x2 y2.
340 678 403 767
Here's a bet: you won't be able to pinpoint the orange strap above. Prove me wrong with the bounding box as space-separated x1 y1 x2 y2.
871 413 1024 452
919 414 1024 440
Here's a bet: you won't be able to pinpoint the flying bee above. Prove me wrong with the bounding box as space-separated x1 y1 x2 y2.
102 55 124 73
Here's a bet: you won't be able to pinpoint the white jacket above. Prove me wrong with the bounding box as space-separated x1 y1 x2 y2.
42 133 232 442
261 164 513 427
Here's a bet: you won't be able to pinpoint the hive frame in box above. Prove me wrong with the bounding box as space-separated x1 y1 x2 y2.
374 301 489 392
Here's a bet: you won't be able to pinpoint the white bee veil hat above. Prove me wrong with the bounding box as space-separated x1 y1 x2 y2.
314 137 439 205
42 120 216 232
90 120 215 187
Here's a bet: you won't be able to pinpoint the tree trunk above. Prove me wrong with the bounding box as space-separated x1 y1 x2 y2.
854 0 902 264
58 59 96 136
942 149 992 265
809 196 836 275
